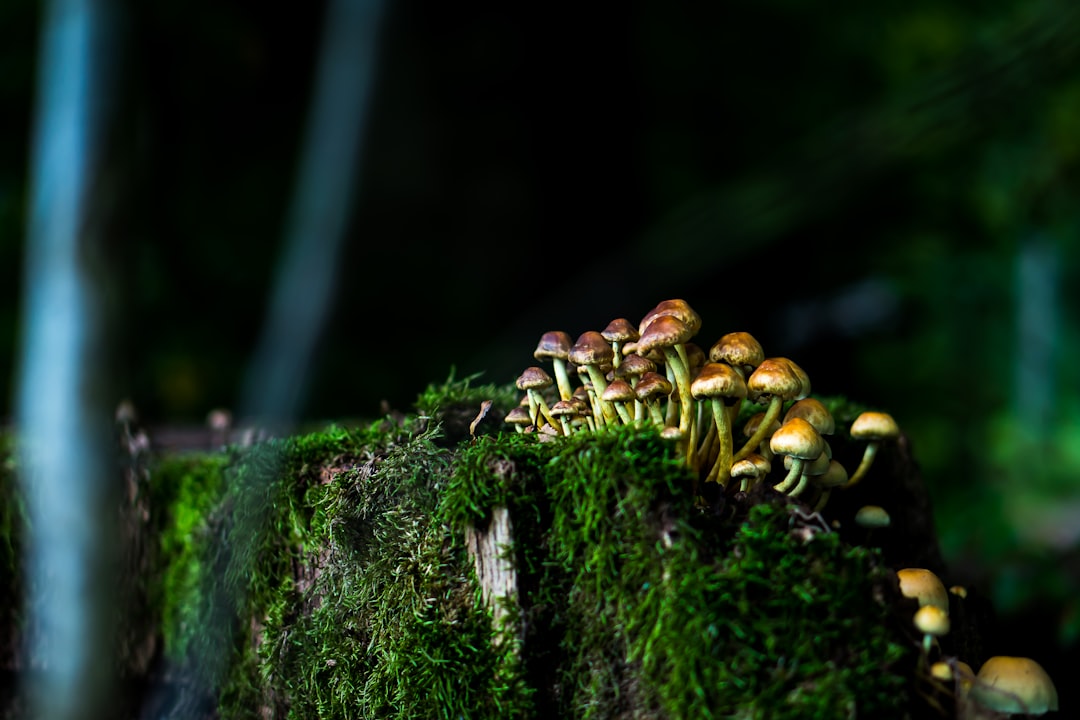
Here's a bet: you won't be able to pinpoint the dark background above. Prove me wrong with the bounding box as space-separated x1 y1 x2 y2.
3 0 1080 709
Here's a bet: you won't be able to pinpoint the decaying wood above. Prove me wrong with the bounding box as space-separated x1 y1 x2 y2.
464 506 520 646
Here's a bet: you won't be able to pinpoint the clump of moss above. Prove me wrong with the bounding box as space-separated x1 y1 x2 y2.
446 421 911 718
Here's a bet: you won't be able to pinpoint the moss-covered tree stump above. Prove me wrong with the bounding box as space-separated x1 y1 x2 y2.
1 377 999 718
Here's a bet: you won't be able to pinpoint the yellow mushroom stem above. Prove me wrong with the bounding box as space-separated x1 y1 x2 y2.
732 395 783 464
772 457 806 494
550 357 575 402
703 399 734 486
841 440 881 489
661 346 696 468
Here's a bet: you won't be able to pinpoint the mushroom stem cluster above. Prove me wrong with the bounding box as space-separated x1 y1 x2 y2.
509 299 901 508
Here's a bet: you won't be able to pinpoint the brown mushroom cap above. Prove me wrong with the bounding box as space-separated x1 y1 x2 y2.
636 315 694 356
896 568 949 612
516 366 554 391
615 353 656 380
601 379 636 404
784 397 835 435
850 411 900 441
569 331 616 367
635 371 673 401
769 417 825 460
549 399 580 417
534 330 572 361
708 331 765 371
971 656 1059 715
638 298 702 336
504 405 533 426
600 318 639 344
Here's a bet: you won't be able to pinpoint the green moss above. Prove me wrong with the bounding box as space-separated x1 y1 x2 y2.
139 379 912 718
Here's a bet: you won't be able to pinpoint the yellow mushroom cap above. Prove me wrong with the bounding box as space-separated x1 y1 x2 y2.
747 358 804 403
896 568 950 612
850 411 900 441
783 397 835 436
769 417 824 460
730 453 772 484
930 662 953 682
970 656 1059 715
691 362 748 401
914 605 950 636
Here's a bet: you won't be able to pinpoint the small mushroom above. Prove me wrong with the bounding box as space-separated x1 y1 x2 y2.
516 366 559 431
635 371 673 427
769 417 824 494
691 362 748 484
534 330 575 401
600 317 639 369
913 604 950 655
734 358 805 464
841 411 900 489
569 331 619 427
896 568 949 613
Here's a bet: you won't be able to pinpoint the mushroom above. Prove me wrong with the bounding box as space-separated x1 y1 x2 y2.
549 399 583 437
969 656 1058 716
636 315 697 452
781 444 831 497
635 371 673 427
769 417 825 494
691 362 748 484
601 379 636 426
534 330 575 401
516 366 559 431
615 353 656 423
729 453 771 493
569 331 619 427
708 331 765 379
913 604 950 655
842 411 901 489
783 397 835 437
733 358 805 464
504 405 533 433
600 317 639 369
896 568 949 613
808 459 849 511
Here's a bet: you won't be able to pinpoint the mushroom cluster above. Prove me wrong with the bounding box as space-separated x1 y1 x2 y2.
509 298 899 508
898 566 1060 717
